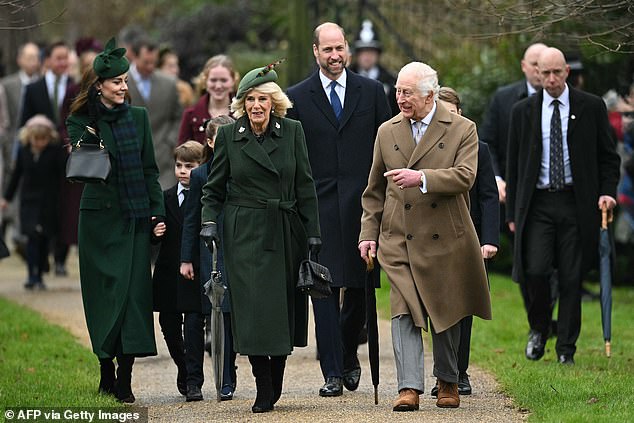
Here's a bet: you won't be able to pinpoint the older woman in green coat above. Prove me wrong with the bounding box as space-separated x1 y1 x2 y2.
66 38 164 403
200 64 320 413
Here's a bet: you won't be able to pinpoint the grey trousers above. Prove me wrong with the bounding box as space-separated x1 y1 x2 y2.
391 314 461 393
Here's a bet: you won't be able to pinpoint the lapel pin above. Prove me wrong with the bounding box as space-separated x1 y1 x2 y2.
275 122 280 129
239 126 245 133
570 114 576 120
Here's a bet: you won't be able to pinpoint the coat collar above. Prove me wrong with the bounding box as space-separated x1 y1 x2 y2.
388 102 452 166
231 115 283 175
308 70 361 131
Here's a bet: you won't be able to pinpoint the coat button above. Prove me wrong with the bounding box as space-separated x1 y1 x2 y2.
394 144 399 151
432 234 439 240
406 234 413 240
405 203 411 210
431 202 437 208
439 142 445 149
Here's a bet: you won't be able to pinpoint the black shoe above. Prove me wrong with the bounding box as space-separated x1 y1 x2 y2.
525 330 545 360
319 376 343 397
24 281 36 290
342 367 361 391
252 402 273 413
558 354 575 365
431 382 438 397
177 366 187 396
220 384 234 401
55 263 67 276
186 385 203 402
458 373 472 395
115 355 135 403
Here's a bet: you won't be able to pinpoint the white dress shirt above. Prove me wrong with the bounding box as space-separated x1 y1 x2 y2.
44 70 68 108
413 101 437 193
319 69 347 108
538 84 573 188
177 182 189 207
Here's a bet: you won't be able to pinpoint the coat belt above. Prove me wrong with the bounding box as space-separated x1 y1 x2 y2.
226 195 304 251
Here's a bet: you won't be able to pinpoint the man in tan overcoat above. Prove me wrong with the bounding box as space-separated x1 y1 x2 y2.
359 62 491 411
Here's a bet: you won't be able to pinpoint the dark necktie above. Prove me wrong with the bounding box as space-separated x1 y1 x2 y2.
549 99 564 190
181 189 189 207
329 80 342 121
52 75 61 123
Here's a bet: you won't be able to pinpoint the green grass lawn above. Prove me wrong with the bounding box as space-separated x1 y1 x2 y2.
377 272 634 422
0 296 119 408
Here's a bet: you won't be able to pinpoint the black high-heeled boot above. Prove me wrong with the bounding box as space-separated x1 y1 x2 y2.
98 358 116 395
115 355 136 403
270 355 287 405
248 355 273 413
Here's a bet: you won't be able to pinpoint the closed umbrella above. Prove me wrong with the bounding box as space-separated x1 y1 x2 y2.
599 205 614 357
365 254 380 404
203 240 227 401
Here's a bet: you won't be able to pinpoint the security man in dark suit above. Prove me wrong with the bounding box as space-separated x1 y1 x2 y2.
506 47 620 365
287 22 391 397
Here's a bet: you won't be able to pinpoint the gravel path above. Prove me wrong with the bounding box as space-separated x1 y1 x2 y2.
1 251 527 422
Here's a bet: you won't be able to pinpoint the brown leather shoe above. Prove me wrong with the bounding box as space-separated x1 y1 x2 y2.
393 388 419 411
436 379 460 408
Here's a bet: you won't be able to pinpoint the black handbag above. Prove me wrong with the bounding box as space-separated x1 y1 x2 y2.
297 251 333 299
65 126 111 184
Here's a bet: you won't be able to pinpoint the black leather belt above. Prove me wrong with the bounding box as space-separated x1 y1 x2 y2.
536 186 574 193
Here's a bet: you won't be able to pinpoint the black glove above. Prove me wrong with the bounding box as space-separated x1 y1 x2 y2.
200 222 219 252
308 237 321 257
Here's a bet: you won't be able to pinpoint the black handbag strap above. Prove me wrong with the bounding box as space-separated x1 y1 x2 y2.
309 250 320 263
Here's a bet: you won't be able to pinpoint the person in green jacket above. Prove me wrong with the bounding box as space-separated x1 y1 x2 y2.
200 64 321 413
66 38 165 403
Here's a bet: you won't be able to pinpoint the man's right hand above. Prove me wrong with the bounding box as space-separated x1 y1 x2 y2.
508 221 515 233
358 240 377 265
200 222 219 251
496 178 507 204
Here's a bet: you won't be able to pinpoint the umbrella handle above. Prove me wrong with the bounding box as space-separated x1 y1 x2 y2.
366 252 374 272
601 205 613 230
605 341 611 358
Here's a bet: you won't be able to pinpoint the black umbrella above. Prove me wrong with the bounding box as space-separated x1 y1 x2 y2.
365 253 380 404
599 206 614 357
203 240 227 401
0 237 9 259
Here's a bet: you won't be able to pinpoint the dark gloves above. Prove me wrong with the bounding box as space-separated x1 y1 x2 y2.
200 222 219 252
308 237 321 257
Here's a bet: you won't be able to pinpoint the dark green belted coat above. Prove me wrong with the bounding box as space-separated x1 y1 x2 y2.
201 115 320 356
67 106 165 359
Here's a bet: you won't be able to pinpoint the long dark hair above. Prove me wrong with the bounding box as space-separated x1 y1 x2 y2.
69 67 131 121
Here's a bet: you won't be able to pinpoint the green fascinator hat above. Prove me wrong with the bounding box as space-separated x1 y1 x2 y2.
93 37 129 79
235 58 286 99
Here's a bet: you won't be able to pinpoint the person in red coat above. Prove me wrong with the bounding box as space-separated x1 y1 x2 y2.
177 55 239 144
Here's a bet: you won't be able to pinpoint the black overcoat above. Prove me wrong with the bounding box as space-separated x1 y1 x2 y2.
469 142 500 246
506 86 620 282
153 185 203 313
287 70 390 288
3 143 65 236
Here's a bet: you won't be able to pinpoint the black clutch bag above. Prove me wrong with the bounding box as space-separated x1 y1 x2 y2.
297 252 333 299
66 126 111 184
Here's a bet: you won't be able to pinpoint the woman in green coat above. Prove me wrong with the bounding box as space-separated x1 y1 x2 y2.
200 65 320 413
66 38 165 403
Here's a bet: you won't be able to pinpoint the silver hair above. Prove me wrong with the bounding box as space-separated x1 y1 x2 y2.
398 62 439 100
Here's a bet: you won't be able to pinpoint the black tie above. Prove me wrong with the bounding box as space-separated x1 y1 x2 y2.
181 189 189 207
549 99 564 190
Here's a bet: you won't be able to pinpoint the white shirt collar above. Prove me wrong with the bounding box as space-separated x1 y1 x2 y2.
542 83 569 108
526 81 538 96
319 69 347 90
129 64 149 82
177 182 188 196
410 101 437 127
45 69 67 85
19 70 39 86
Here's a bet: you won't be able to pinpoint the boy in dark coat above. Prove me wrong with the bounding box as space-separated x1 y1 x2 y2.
152 141 205 401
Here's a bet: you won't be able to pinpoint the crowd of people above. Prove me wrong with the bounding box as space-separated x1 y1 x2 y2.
0 18 629 415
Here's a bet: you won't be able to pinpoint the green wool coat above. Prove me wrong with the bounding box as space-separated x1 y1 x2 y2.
67 106 164 359
201 115 320 356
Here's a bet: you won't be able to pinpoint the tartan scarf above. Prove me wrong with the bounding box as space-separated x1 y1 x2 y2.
99 102 150 231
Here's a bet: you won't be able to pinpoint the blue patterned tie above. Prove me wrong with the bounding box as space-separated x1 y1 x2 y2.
329 80 342 121
549 99 564 190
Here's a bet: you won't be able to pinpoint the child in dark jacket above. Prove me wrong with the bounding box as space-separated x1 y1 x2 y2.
152 141 205 401
1 115 65 289
180 115 237 400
